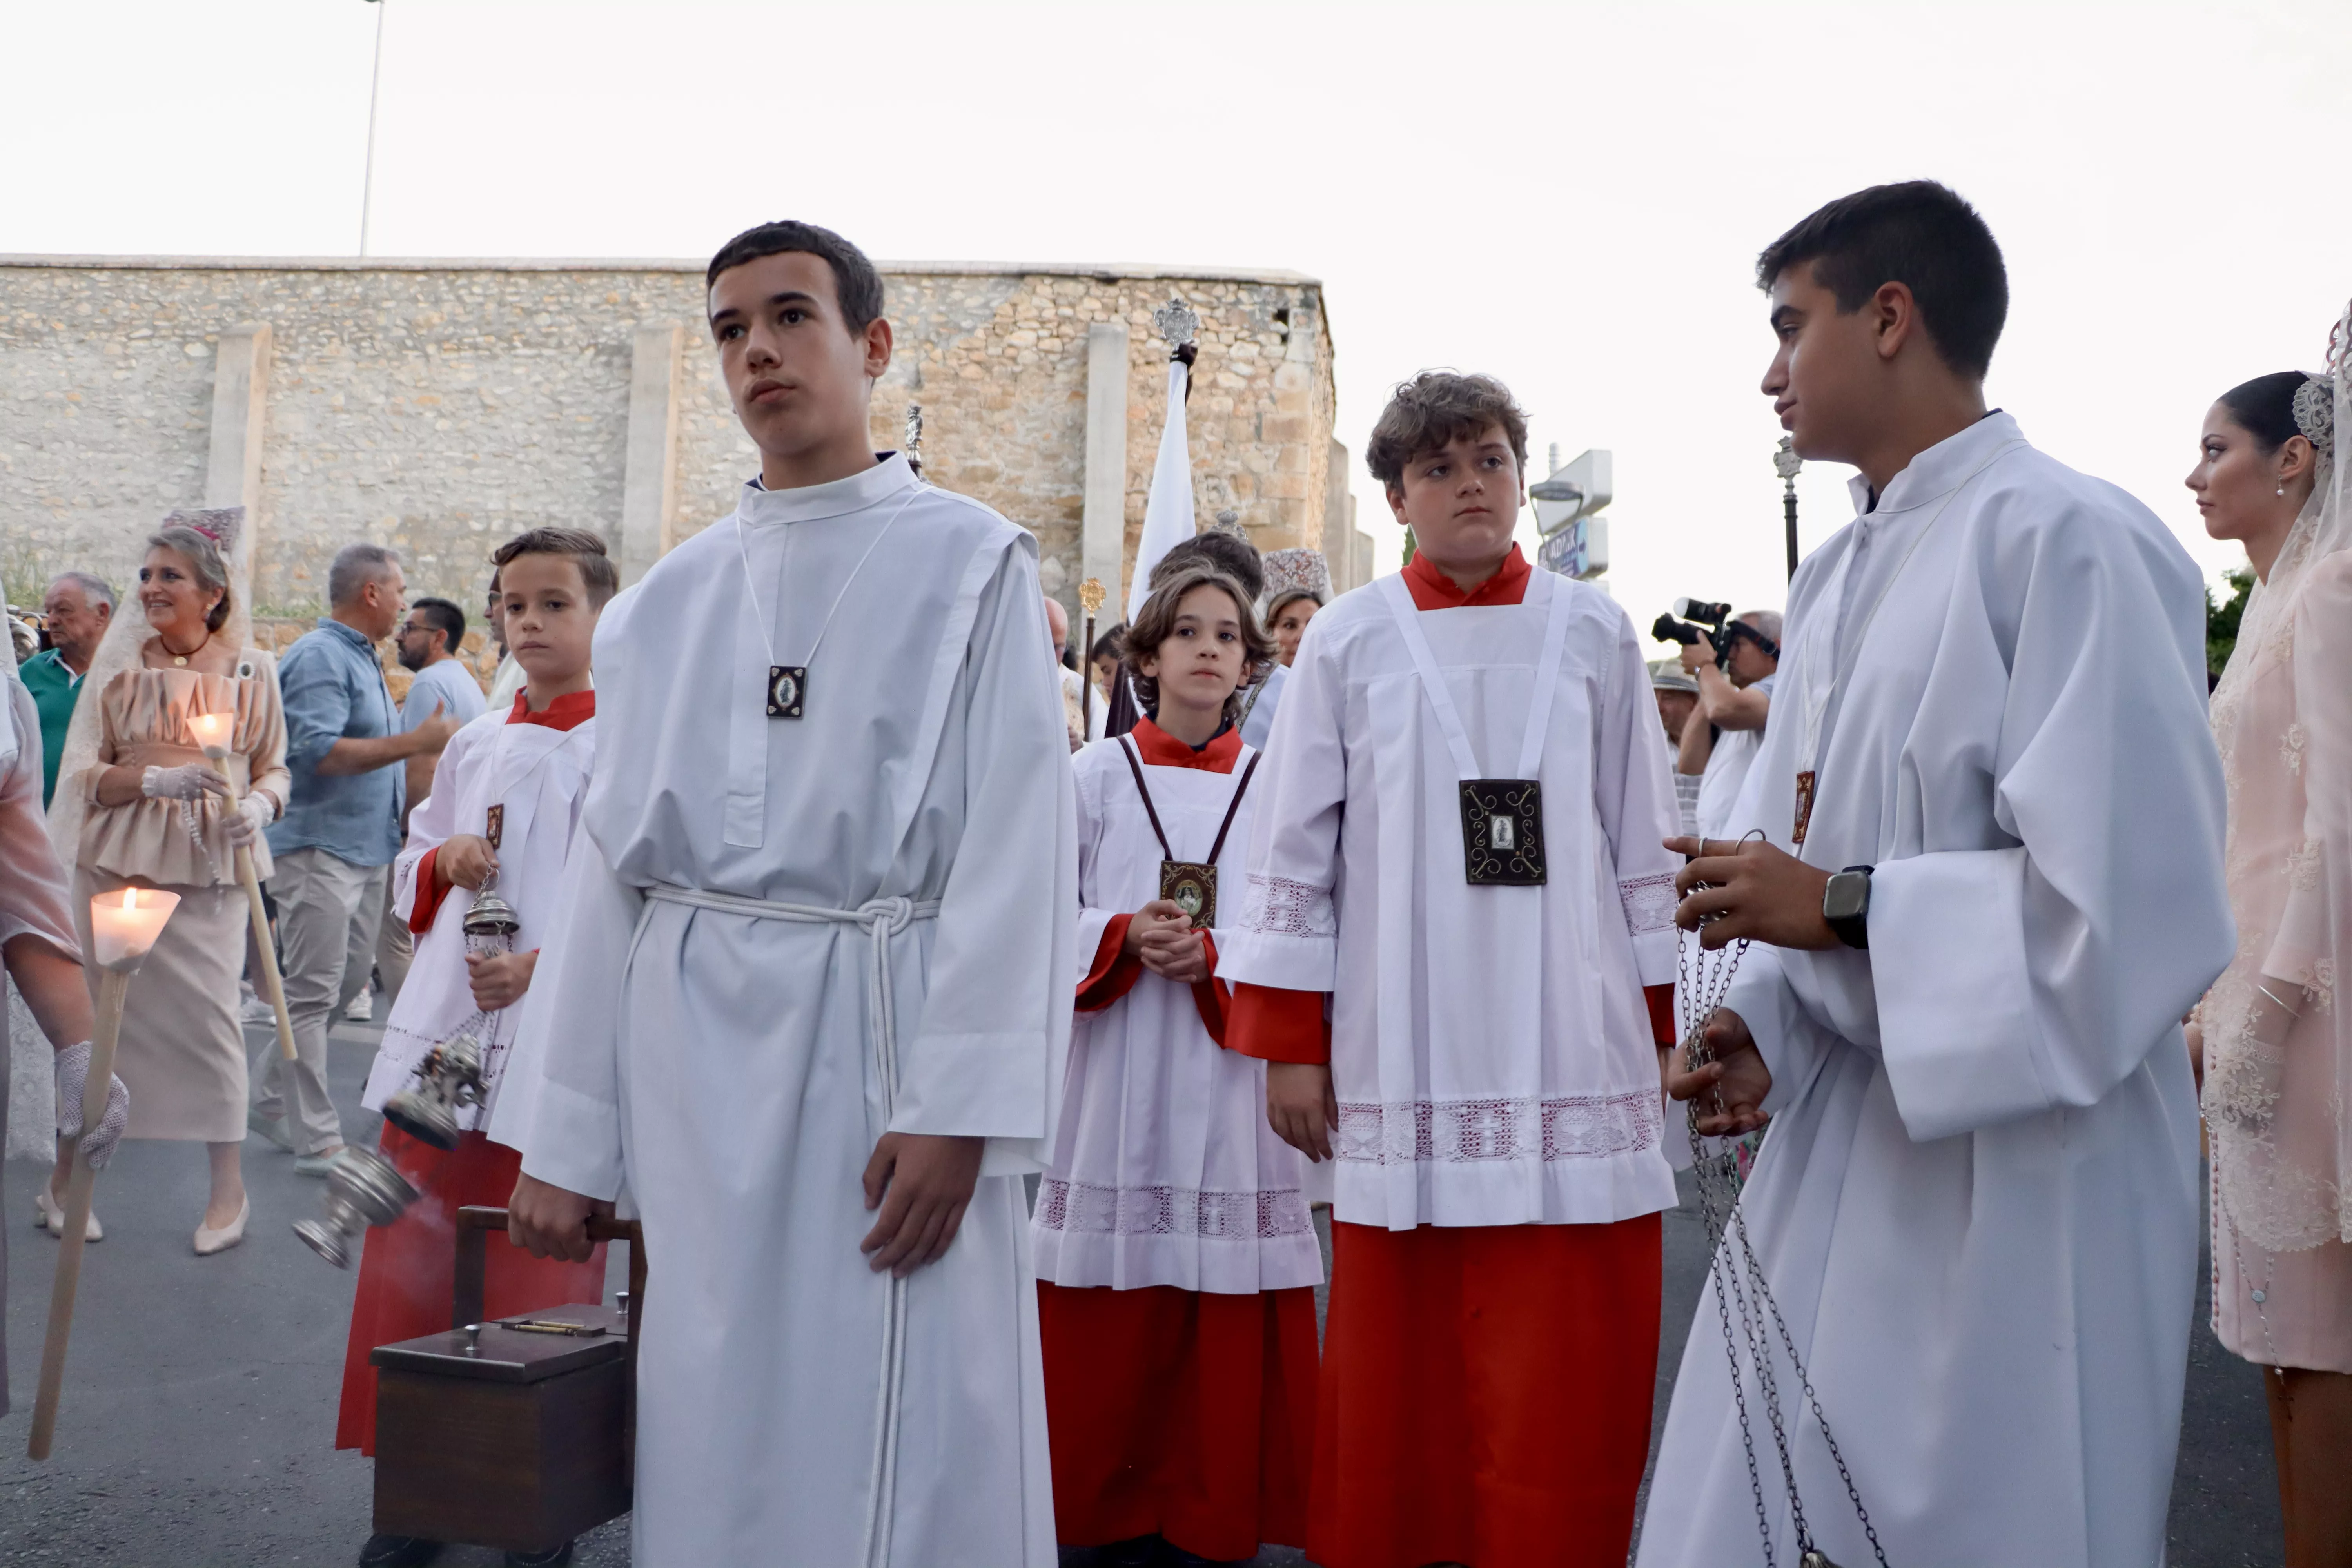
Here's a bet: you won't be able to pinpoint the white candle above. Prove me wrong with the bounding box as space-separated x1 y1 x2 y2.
89 887 180 972
187 710 233 759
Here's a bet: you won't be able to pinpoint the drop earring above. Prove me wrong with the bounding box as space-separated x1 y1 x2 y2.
2278 483 2288 496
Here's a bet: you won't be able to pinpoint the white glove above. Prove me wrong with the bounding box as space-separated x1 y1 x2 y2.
142 763 228 803
55 1042 131 1171
223 788 276 848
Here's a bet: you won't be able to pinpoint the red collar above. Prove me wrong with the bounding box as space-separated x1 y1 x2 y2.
1401 543 1531 609
507 688 596 731
1128 716 1242 773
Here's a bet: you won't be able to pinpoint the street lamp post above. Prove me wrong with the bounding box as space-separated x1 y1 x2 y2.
359 0 387 256
1775 436 1802 581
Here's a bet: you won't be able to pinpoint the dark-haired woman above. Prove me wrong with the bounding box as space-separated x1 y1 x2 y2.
58 526 287 1254
2190 347 2352 1565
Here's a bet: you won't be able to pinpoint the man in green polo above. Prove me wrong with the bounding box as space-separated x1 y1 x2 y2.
20 572 114 808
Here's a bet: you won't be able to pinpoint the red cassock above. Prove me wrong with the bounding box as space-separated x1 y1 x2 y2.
1039 718 1321 1560
333 1125 606 1456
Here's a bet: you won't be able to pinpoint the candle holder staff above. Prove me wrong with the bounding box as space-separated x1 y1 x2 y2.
48 512 290 1256
30 884 180 1458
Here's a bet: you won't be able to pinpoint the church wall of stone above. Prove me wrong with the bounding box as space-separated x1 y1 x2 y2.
1 257 1342 625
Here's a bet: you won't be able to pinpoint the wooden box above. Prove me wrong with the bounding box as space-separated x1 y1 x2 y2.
368 1207 644 1555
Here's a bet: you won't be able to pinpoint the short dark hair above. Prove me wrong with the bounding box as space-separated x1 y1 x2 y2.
1756 181 2008 380
1089 622 1126 665
705 221 886 334
408 596 465 653
1153 532 1264 603
1366 372 1530 491
2218 371 2320 455
492 527 621 609
1123 564 1274 727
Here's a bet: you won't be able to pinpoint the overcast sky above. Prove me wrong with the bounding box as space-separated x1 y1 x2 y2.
6 0 2346 628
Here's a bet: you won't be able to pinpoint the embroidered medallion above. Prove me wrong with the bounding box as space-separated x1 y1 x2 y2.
766 664 806 719
1160 861 1218 929
1460 779 1545 885
1793 769 1817 846
483 803 505 851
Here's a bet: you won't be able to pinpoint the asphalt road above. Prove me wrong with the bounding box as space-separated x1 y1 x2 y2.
0 1014 2286 1566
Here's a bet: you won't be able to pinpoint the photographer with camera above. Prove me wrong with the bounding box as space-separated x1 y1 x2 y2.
1653 599 1780 840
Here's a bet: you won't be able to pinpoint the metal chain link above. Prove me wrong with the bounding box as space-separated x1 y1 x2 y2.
1677 877 1890 1568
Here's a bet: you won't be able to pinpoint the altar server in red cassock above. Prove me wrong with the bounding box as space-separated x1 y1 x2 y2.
333 528 615 1512
1217 373 1682 1568
1034 563 1321 1566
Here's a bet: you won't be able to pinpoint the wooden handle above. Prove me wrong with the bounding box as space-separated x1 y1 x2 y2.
28 968 132 1460
209 754 296 1062
234 847 297 1062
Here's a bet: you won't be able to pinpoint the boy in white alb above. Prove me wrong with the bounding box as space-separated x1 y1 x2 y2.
1034 563 1321 1565
1640 182 2233 1567
1219 374 1682 1568
336 527 615 1568
506 221 1073 1568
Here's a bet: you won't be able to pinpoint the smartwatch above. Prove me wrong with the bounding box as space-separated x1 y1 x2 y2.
1822 864 1873 950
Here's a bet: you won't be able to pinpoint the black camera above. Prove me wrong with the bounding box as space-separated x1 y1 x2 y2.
1652 598 1774 667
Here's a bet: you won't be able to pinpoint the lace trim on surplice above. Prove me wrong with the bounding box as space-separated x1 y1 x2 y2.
1034 1177 1316 1240
1334 1089 1662 1165
1619 872 1679 935
1239 871 1336 937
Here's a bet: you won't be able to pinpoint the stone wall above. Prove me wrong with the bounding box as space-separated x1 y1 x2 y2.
1 256 1358 628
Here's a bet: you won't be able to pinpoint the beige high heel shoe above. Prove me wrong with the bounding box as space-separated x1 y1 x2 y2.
34 1184 102 1241
194 1195 250 1256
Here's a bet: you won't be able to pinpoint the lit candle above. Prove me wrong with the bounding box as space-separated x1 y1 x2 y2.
187 710 234 759
88 887 180 972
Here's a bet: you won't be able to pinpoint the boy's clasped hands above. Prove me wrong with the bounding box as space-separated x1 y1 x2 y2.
1123 897 1210 985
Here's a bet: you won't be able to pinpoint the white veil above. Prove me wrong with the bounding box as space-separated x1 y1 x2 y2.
2205 301 2352 1250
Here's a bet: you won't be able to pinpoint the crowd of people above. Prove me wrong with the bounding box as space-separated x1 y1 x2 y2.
0 178 2345 1568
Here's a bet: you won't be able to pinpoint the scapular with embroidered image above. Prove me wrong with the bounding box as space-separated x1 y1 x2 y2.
1379 571 1575 886
1117 739 1259 931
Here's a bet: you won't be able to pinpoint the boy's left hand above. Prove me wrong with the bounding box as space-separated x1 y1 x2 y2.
1665 835 1837 950
466 948 537 1011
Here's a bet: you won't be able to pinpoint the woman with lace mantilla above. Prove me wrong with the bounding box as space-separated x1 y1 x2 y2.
51 518 287 1256
2189 329 2352 1563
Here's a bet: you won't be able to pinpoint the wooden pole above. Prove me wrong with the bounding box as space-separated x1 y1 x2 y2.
28 967 132 1460
209 753 296 1061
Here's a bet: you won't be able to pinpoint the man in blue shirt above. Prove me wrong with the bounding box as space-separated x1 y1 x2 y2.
19 572 114 808
254 543 455 1172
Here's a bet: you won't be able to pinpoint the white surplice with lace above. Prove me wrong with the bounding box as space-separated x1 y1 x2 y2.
1216 568 1683 1230
512 454 1074 1568
1033 734 1321 1292
1636 412 2236 1568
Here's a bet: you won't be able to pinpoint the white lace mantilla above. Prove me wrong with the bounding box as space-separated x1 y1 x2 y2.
1335 1090 1662 1165
1239 872 1336 937
1619 872 1679 935
1034 1177 1316 1240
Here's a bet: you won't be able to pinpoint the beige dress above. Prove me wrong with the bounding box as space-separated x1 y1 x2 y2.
73 654 289 1142
2205 366 2352 1373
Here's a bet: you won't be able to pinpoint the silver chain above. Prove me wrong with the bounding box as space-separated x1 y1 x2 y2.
1677 875 1888 1568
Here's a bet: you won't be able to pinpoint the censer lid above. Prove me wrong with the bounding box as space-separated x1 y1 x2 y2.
463 886 521 937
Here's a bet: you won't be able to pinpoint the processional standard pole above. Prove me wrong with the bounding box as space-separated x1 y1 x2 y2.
1777 436 1802 582
1078 577 1104 735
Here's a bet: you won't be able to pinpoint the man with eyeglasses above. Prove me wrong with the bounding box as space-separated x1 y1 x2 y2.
370 596 486 1014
